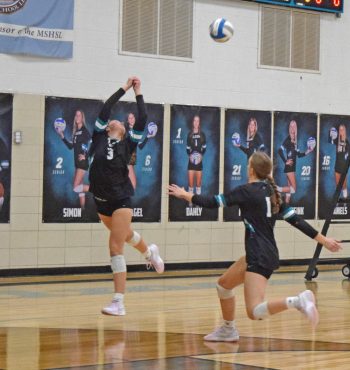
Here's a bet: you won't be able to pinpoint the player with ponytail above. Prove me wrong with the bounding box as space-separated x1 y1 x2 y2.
168 151 342 342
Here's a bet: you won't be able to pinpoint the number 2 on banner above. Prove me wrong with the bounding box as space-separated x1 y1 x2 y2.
301 166 311 176
56 157 63 169
232 165 241 176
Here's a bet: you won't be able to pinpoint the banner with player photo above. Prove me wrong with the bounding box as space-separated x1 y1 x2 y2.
224 109 272 221
0 94 13 223
169 105 220 221
273 112 317 219
44 97 163 223
318 115 350 219
109 102 164 222
43 96 103 223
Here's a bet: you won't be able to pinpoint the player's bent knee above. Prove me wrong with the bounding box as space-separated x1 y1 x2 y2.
127 231 141 246
111 255 126 273
216 283 235 299
289 186 296 194
251 301 269 320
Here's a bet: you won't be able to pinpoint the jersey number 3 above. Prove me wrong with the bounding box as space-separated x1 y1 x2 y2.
107 147 113 160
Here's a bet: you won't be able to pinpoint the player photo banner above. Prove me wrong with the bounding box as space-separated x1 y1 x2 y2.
169 105 220 221
0 93 13 223
224 109 272 221
0 0 74 58
318 115 350 219
109 102 164 222
273 112 317 219
43 97 103 223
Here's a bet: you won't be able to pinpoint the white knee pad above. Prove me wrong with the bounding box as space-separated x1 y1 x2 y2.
252 301 269 320
127 231 141 246
73 184 84 193
79 192 85 198
111 255 127 273
289 186 296 194
216 283 235 299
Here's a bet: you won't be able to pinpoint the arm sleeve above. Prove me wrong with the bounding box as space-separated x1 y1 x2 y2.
94 88 126 133
126 95 147 151
280 204 318 239
62 137 73 150
201 133 207 154
278 144 287 163
138 136 149 150
192 186 245 208
238 145 249 154
296 150 306 158
186 133 191 155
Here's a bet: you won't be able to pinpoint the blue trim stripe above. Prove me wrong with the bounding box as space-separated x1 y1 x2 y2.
95 118 107 132
282 207 296 220
130 129 143 142
214 194 226 207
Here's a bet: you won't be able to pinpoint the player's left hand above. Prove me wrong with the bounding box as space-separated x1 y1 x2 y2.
168 184 191 201
324 237 342 252
78 154 86 161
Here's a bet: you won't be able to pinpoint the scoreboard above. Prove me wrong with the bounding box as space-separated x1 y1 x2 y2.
252 0 343 13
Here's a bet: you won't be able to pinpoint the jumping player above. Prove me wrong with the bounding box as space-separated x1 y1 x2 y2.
56 110 91 209
89 76 164 316
277 119 314 203
233 117 265 160
330 124 350 200
168 151 341 341
187 115 206 196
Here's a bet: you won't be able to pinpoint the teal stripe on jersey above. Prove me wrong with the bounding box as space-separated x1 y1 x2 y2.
282 207 296 220
95 118 107 132
130 129 143 142
214 194 226 207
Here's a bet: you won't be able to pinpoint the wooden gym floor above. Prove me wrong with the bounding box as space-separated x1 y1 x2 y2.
0 267 350 369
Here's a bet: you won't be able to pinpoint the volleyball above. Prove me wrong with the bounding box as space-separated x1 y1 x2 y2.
232 132 240 146
54 118 66 132
330 127 338 141
209 18 234 43
0 160 9 170
307 137 316 151
189 151 202 165
147 122 158 138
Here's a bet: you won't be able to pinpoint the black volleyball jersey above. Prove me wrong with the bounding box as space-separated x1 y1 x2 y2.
89 88 146 200
186 131 206 155
192 182 318 270
278 136 305 171
239 133 265 159
62 126 91 167
332 139 350 173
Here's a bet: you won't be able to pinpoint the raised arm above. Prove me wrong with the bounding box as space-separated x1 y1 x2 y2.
94 77 134 133
127 78 147 146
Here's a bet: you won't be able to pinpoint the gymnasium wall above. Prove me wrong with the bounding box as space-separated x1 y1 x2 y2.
0 0 349 270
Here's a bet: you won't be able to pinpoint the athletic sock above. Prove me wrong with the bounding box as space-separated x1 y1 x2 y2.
143 247 151 260
286 296 301 309
223 320 235 328
113 292 124 302
342 189 348 198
